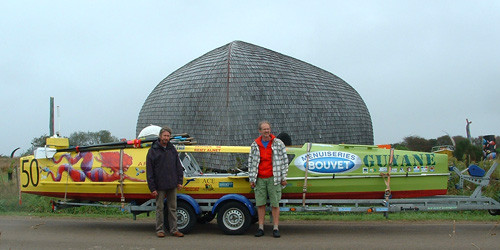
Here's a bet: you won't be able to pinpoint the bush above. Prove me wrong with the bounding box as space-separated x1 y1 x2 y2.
453 140 483 163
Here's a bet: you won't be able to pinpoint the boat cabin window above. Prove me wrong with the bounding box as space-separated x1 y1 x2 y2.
179 152 202 176
179 151 295 176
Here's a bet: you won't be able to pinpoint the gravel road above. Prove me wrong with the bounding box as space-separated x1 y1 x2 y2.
0 216 499 249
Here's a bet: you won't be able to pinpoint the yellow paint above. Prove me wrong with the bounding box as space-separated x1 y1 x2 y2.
176 145 250 153
46 137 69 148
20 147 252 199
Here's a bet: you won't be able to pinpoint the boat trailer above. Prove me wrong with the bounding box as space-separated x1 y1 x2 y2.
51 162 499 234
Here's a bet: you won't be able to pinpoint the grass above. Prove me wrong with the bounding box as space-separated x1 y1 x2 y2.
0 158 499 221
0 169 148 218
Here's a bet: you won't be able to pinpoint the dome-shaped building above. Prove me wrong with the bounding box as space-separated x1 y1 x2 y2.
137 41 373 169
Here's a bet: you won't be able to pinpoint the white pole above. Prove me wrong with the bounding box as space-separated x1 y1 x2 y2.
56 105 61 137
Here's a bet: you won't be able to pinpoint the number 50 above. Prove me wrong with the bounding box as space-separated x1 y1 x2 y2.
21 159 39 187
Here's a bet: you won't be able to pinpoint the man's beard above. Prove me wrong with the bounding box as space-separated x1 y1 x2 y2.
161 138 169 145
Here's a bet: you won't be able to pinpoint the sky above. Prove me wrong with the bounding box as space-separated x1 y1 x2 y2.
1 0 499 156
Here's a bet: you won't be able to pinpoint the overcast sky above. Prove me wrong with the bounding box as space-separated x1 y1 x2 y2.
1 0 499 156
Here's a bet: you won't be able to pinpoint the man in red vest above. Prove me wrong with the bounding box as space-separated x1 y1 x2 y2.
248 121 289 238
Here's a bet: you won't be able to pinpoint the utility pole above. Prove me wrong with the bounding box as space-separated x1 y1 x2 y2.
50 97 55 136
466 119 472 143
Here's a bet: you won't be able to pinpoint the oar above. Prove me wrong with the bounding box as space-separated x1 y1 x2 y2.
63 138 159 152
34 133 194 159
34 138 157 159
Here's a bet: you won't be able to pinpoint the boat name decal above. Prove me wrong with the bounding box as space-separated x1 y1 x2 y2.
219 182 234 188
362 153 436 167
182 178 199 191
193 146 223 152
294 151 362 174
183 178 196 187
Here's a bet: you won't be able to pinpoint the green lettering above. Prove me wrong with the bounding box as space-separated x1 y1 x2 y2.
401 155 412 166
392 155 399 166
375 155 385 167
426 154 435 165
412 154 424 166
363 155 375 167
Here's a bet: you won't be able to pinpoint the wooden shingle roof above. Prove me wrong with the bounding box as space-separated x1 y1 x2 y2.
137 41 373 169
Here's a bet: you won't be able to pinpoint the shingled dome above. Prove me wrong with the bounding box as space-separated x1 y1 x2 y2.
137 41 373 168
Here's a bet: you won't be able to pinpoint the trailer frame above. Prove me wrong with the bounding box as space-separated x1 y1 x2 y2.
50 162 499 234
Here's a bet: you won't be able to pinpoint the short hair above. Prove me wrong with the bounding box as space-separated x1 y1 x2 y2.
277 132 292 146
258 120 271 130
159 126 172 136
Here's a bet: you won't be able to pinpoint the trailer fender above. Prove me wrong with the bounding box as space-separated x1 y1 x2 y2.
176 193 202 215
212 194 255 216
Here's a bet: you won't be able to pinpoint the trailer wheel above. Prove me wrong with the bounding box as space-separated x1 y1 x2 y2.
165 200 196 234
177 201 197 233
217 201 251 235
488 209 500 216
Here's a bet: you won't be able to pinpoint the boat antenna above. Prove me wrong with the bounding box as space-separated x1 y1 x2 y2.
56 105 61 137
442 130 456 147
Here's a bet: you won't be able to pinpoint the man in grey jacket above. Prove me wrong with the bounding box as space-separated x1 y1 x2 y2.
146 126 184 238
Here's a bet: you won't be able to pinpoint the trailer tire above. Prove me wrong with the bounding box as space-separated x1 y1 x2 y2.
165 200 196 234
217 201 251 235
488 209 500 216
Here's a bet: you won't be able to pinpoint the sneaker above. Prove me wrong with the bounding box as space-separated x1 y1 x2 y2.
254 229 264 237
273 229 280 238
171 231 184 237
156 232 165 238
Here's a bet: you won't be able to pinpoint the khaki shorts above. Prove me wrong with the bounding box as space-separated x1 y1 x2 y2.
255 177 281 207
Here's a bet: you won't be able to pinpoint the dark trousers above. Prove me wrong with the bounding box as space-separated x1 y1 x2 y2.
155 188 178 233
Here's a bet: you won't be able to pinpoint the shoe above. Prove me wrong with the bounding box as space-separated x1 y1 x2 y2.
156 232 165 238
273 229 280 238
254 229 264 237
172 231 184 237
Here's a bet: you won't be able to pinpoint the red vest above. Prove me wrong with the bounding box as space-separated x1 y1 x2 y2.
256 135 275 178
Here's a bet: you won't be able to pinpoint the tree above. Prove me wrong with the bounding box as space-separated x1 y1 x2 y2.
392 143 409 150
453 139 482 162
402 136 433 152
22 130 119 156
435 135 453 146
69 130 119 146
22 134 50 156
452 135 467 144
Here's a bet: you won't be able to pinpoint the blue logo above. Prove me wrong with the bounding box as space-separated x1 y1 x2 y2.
294 151 361 174
219 182 233 188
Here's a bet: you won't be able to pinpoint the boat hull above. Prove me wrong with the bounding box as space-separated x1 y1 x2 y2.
20 143 449 203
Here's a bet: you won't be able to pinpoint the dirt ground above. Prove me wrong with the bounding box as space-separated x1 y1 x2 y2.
0 216 499 249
